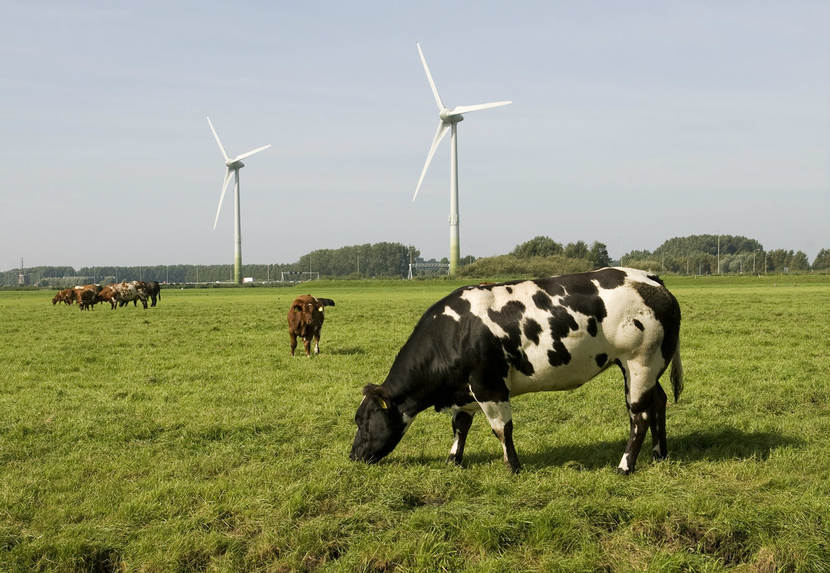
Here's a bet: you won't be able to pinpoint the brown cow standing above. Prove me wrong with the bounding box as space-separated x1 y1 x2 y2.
97 285 118 309
287 295 335 356
73 284 101 311
52 289 75 305
145 281 161 306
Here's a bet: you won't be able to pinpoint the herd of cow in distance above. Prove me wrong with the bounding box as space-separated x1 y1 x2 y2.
51 280 161 310
50 267 684 475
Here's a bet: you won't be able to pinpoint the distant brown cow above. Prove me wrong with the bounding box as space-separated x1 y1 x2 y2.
97 285 118 309
73 284 101 311
52 289 75 305
145 281 161 306
287 295 335 356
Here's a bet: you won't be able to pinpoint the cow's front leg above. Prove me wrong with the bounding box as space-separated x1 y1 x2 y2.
313 334 321 355
303 337 312 357
478 400 521 473
447 409 474 466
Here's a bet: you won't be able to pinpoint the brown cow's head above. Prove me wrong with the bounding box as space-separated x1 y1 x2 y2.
292 295 334 326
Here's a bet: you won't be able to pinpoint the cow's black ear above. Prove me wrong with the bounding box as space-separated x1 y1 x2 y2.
362 384 389 409
319 298 335 307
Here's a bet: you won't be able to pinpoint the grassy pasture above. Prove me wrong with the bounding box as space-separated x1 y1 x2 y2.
1 275 829 572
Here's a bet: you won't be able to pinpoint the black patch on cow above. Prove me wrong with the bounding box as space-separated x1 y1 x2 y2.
532 290 554 312
444 293 471 318
633 319 644 331
549 306 578 338
632 281 681 362
533 278 565 298
544 306 577 367
647 274 664 286
488 301 535 376
506 287 513 294
534 269 625 324
593 268 628 289
547 341 571 367
587 317 597 337
487 301 525 344
595 353 608 368
523 318 542 345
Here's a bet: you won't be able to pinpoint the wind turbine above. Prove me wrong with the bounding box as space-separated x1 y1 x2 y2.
412 42 511 275
207 116 271 285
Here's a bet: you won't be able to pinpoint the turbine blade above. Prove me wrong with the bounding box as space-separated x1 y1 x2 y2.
416 42 444 111
232 144 272 162
213 168 234 230
448 101 512 115
413 121 449 202
207 117 229 161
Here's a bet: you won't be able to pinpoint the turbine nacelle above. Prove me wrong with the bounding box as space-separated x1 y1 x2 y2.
439 110 464 123
226 159 245 170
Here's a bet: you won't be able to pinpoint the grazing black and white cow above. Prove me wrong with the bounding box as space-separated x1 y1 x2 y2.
350 267 683 474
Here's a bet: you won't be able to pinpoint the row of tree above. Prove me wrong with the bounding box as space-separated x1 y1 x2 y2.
622 235 827 275
3 236 828 286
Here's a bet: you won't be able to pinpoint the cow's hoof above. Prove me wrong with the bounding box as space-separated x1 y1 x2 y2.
447 454 463 467
616 467 633 476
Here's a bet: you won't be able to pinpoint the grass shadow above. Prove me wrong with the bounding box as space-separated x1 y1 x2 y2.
395 427 804 471
328 346 367 356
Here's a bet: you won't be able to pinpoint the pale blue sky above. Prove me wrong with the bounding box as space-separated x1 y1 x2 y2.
2 1 828 270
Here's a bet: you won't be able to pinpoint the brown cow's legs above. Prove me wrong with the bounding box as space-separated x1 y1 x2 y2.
289 333 298 356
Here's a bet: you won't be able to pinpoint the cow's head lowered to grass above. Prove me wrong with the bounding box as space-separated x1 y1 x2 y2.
350 384 407 464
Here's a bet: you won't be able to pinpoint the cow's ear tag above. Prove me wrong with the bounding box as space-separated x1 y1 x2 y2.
318 306 323 312
378 398 388 410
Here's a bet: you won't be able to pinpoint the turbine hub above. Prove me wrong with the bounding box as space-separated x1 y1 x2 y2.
226 160 245 169
439 110 464 123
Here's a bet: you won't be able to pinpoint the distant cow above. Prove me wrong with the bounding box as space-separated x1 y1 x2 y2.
351 268 683 475
52 289 75 305
74 284 102 311
145 281 161 306
110 281 148 309
287 295 335 356
97 285 119 309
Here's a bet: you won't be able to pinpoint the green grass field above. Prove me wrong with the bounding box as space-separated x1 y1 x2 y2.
1 275 829 572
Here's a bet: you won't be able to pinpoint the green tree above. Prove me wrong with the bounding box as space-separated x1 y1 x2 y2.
813 249 830 272
511 236 563 258
789 251 810 271
589 242 611 269
564 241 589 259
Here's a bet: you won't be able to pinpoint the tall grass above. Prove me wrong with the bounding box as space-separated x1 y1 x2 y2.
1 275 828 571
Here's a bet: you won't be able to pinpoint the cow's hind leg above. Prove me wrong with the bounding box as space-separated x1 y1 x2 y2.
447 409 474 466
616 360 660 475
649 381 668 461
289 333 298 356
477 400 521 473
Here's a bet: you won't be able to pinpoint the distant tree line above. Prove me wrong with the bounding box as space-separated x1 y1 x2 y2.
3 237 828 286
621 234 822 275
2 242 422 286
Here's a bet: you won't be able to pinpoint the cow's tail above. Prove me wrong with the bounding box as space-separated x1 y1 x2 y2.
670 340 684 403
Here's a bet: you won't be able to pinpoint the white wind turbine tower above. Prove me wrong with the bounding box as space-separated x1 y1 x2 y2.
207 117 271 285
412 42 511 276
